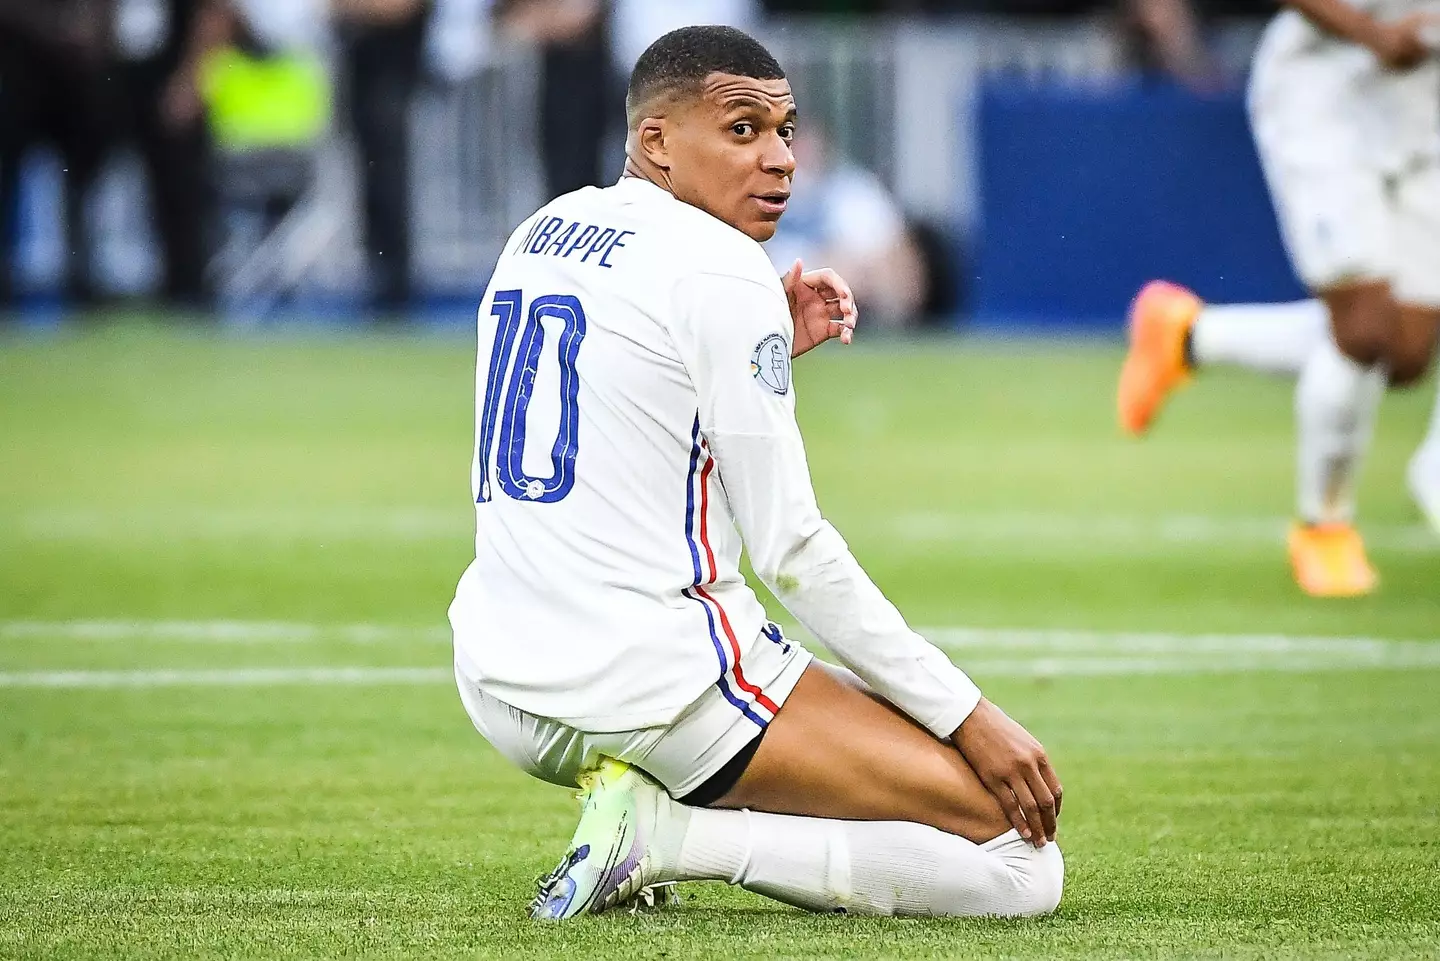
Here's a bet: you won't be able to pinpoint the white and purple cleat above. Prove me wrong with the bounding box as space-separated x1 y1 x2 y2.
528 758 676 920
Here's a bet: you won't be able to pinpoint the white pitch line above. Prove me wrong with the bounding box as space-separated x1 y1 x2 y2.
920 627 1440 655
0 620 450 644
2 621 1438 688
0 667 450 689
4 620 1434 651
15 507 466 542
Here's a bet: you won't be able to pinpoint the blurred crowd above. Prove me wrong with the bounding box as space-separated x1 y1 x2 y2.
0 0 1272 319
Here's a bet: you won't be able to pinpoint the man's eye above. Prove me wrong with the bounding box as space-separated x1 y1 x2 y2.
732 122 754 137
779 125 796 141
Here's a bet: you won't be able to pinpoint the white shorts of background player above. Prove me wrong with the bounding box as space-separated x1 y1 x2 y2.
1249 8 1440 309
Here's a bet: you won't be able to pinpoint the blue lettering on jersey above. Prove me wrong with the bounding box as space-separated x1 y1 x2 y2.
599 231 634 268
516 218 636 268
528 216 564 254
564 224 599 257
546 222 578 256
579 228 615 263
511 216 546 255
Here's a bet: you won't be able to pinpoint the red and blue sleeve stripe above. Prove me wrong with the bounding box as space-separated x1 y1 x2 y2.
683 416 779 728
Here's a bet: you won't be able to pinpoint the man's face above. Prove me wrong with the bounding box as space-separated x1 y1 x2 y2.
657 74 797 242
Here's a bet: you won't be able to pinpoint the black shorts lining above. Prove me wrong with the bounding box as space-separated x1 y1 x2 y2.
676 725 767 807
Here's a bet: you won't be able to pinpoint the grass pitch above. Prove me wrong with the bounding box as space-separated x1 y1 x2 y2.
1 327 1437 960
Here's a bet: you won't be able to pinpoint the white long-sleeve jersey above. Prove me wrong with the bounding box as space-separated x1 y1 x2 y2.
448 178 981 738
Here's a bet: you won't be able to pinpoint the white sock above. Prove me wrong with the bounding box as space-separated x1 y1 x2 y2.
1192 300 1329 375
1186 301 1330 374
664 806 1063 918
1409 380 1440 529
1295 338 1386 523
1413 377 1440 474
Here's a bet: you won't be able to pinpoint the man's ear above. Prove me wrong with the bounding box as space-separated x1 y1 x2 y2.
637 118 670 170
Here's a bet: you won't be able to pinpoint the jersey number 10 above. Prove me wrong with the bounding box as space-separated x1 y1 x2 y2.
476 289 587 504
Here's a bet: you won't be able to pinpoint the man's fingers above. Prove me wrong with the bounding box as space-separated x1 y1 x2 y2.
1040 759 1063 820
987 776 1031 840
797 266 857 347
782 260 804 303
1008 776 1047 847
1025 767 1058 841
803 268 852 300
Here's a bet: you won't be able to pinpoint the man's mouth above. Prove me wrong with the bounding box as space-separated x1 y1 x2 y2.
754 192 790 215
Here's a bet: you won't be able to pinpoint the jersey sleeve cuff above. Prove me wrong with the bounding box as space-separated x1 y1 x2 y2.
921 672 983 741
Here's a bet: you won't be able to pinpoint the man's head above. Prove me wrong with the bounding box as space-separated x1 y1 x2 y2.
625 26 796 242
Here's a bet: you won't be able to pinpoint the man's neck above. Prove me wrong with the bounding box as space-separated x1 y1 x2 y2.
621 156 674 196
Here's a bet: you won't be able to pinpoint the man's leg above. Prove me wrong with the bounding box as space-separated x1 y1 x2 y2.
1393 160 1440 533
1190 299 1329 375
502 646 1063 919
653 661 1060 917
343 20 423 314
1287 283 1391 595
666 801 1062 917
1396 304 1440 533
131 64 213 310
1411 368 1440 532
716 662 1010 841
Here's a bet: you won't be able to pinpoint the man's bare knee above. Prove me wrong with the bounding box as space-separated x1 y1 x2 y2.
1388 351 1433 388
1389 304 1440 388
1324 284 1397 366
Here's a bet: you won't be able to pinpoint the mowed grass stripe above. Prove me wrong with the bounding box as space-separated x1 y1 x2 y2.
0 667 452 688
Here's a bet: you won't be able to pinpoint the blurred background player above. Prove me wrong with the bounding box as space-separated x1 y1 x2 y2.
1117 0 1440 597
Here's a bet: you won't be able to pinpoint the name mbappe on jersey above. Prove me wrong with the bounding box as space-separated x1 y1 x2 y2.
511 215 636 268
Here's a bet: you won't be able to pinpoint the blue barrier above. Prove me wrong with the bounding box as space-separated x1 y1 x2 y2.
972 80 1305 329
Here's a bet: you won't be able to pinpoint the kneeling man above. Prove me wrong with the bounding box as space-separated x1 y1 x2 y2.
449 25 1065 919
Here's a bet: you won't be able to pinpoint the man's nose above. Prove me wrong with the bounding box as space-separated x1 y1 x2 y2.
762 135 796 177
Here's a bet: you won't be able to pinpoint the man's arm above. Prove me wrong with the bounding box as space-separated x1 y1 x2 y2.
671 271 1060 842
674 271 980 739
1284 0 1433 69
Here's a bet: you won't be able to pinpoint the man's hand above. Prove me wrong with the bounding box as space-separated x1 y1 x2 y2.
952 697 1062 847
1367 13 1435 70
783 259 858 358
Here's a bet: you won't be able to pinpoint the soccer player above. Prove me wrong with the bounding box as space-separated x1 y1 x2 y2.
448 26 1065 919
1117 0 1440 596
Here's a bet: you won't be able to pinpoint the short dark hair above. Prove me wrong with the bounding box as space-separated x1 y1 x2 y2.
626 26 786 128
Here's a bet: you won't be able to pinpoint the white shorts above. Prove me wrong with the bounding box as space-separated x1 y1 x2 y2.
1255 156 1440 308
455 628 813 798
1248 15 1440 306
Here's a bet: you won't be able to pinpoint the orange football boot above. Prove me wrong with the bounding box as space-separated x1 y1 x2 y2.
1117 281 1203 436
1287 523 1379 598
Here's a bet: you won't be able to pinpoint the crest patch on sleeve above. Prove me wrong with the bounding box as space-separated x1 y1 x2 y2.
750 333 791 396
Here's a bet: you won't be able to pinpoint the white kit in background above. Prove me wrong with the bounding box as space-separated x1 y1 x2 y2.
1248 0 1440 305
